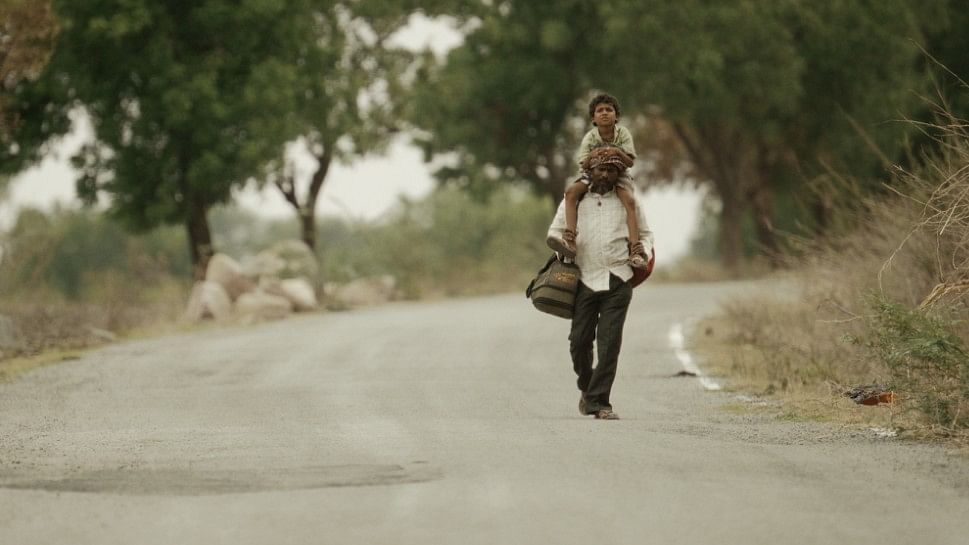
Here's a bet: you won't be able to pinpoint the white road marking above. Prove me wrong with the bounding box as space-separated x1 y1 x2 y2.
867 427 898 438
668 322 722 391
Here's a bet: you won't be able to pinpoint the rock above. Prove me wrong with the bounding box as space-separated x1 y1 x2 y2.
244 240 318 281
185 281 233 322
205 253 254 300
329 275 398 308
235 290 293 322
0 314 20 349
261 277 318 311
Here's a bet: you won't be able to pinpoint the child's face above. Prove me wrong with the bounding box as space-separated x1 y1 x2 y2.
592 103 617 127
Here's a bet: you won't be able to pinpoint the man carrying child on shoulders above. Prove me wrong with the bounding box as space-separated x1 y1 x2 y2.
546 147 654 420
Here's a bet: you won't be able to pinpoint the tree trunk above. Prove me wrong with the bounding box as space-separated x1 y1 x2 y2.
751 144 780 266
674 122 747 272
812 195 832 233
539 148 568 209
750 183 779 266
273 146 332 296
185 190 214 281
275 148 332 254
717 184 744 273
299 209 316 251
301 149 332 253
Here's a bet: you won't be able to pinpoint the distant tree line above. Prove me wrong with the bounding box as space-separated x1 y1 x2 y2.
1 0 456 279
2 0 968 277
408 0 969 269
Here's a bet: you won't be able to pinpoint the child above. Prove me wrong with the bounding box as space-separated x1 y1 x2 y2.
547 93 646 268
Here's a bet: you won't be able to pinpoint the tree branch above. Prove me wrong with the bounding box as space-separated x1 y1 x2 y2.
306 142 333 213
275 172 301 210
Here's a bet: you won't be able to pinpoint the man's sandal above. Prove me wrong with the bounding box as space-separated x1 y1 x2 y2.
594 409 620 420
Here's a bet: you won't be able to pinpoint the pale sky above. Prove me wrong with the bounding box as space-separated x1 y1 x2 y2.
0 14 700 259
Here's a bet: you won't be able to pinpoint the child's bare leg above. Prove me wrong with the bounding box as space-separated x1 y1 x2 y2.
564 180 589 237
617 186 646 268
547 180 588 258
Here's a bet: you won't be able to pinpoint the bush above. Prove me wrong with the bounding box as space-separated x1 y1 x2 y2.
0 207 191 300
317 185 553 298
702 104 969 432
0 208 192 361
866 294 969 429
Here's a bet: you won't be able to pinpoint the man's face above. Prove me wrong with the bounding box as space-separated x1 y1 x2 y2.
593 103 617 127
591 164 619 191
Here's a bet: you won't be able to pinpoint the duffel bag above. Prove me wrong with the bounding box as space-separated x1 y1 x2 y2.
525 254 580 319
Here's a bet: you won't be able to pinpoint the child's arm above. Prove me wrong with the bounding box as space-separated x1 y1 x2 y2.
617 126 637 163
575 130 595 169
564 180 589 238
613 148 635 168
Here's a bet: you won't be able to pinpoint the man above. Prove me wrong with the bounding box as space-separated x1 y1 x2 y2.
546 147 654 420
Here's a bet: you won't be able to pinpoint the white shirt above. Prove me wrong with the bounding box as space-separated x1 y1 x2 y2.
547 188 654 292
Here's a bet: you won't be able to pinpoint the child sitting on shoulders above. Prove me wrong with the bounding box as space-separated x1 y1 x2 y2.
547 93 646 268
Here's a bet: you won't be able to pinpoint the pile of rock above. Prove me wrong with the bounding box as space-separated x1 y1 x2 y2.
186 241 320 323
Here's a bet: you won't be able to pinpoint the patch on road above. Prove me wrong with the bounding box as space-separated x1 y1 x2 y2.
0 463 440 495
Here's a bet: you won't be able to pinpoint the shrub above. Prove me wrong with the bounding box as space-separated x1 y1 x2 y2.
703 103 969 432
866 293 968 429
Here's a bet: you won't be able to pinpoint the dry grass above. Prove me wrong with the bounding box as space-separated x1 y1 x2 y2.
694 105 969 441
695 313 946 442
0 278 191 379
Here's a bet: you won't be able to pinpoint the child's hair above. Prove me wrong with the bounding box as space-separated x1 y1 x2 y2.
588 93 621 121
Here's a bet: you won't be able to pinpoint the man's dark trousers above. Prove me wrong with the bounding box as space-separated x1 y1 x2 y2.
569 274 632 412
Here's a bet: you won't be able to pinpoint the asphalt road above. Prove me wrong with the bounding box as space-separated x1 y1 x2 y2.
1 281 967 544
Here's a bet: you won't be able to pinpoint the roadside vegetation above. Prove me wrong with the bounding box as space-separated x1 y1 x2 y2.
697 105 969 439
0 185 554 366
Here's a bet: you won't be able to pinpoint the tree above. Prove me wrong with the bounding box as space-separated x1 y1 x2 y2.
411 0 947 269
0 0 57 139
263 2 414 254
409 0 604 205
23 0 321 278
0 0 63 189
603 0 934 268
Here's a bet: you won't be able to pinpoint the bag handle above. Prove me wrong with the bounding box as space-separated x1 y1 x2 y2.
525 254 560 298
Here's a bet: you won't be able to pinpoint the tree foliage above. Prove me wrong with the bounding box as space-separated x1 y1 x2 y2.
411 0 958 268
0 0 58 141
16 0 326 277
261 2 423 255
0 206 189 299
408 0 604 203
0 0 64 187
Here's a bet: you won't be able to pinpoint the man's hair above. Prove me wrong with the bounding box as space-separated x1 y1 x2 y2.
588 93 621 119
